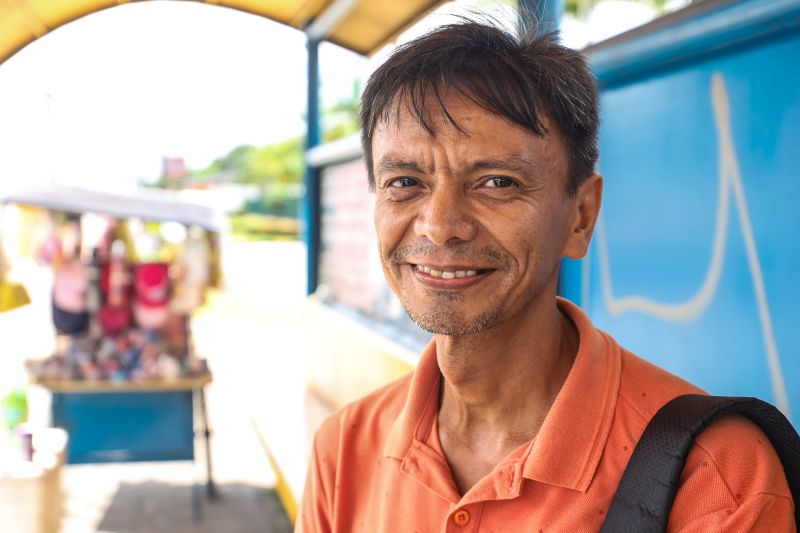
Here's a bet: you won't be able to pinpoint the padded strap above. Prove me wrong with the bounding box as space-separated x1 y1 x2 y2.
601 395 800 533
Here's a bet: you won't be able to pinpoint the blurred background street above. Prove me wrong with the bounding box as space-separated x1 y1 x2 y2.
2 1 799 531
4 240 305 533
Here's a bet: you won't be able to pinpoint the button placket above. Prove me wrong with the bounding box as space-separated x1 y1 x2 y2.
453 509 471 527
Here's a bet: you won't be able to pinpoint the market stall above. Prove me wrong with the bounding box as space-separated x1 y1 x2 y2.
1 184 225 519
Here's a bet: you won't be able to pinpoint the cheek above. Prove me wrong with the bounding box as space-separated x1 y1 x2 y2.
490 212 550 276
375 196 413 231
374 203 406 261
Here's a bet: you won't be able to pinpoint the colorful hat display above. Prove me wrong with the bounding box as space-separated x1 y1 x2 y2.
99 305 131 337
133 302 169 331
134 262 170 330
135 262 169 307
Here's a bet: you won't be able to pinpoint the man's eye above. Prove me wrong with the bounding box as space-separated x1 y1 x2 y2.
484 177 515 188
388 177 418 188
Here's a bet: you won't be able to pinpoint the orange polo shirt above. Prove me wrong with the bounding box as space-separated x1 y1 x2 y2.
296 299 795 532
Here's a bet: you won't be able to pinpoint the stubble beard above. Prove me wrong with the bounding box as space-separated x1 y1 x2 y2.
403 292 502 336
387 242 544 336
401 281 544 337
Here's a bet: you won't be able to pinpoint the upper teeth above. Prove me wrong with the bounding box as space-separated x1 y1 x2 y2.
417 265 477 278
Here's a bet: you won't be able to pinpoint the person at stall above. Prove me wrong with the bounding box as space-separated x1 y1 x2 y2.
296 19 794 532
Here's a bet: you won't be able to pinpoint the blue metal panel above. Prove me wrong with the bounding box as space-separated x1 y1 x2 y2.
588 0 800 88
518 0 563 32
566 2 800 421
52 391 194 464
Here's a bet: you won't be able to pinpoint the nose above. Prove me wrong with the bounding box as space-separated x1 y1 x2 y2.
413 186 476 245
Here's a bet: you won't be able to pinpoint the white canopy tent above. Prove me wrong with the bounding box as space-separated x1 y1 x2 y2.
1 184 224 233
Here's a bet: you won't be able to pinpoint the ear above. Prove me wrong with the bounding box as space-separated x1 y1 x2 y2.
562 173 603 259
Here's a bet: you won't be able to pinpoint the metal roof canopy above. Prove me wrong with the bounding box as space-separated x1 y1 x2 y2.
0 0 448 64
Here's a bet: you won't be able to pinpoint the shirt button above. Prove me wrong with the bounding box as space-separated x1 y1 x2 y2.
453 509 470 526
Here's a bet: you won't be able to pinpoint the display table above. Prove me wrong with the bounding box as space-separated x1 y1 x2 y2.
35 373 215 520
0 428 68 533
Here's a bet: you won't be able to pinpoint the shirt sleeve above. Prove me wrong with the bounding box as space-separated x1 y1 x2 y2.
675 492 795 533
295 416 340 533
667 415 796 532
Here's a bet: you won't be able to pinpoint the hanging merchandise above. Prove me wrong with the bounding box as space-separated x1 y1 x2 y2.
98 240 131 336
171 226 210 314
5 184 220 384
51 217 89 335
133 261 170 331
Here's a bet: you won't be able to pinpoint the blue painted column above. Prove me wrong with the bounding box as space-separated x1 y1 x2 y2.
518 0 563 32
304 36 321 295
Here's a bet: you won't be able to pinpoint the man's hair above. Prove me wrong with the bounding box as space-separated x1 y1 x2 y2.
360 18 599 195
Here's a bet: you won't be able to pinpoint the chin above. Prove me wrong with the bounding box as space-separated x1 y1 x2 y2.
405 306 504 336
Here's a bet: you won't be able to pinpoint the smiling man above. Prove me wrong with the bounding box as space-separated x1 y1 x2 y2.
296 20 793 532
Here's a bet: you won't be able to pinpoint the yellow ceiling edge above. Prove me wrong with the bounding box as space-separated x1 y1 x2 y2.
0 0 130 64
290 0 329 28
9 0 49 38
358 0 446 57
0 0 448 66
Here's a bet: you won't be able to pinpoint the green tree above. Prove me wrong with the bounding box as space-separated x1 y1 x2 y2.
564 0 675 18
185 76 363 216
322 79 362 143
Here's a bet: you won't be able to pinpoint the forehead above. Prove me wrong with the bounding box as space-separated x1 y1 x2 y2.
371 94 566 170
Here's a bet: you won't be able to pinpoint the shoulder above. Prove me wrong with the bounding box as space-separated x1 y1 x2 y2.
668 414 794 530
616 347 790 494
686 413 792 499
612 347 793 528
616 347 705 423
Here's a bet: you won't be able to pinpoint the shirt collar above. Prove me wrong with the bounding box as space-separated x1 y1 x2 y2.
384 339 440 459
521 299 620 492
384 298 621 493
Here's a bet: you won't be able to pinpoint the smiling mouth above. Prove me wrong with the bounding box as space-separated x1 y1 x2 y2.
413 264 493 280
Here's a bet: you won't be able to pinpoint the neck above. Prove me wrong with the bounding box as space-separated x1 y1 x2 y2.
436 296 578 443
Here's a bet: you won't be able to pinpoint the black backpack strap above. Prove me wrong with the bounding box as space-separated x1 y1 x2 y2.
601 394 800 533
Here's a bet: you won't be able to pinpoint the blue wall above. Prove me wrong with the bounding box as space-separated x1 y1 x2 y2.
568 1 800 421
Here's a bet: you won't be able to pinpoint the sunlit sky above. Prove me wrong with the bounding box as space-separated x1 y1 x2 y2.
0 1 373 193
0 0 675 194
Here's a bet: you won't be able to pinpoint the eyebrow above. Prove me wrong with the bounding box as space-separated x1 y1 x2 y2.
374 154 541 178
375 157 427 175
464 155 541 176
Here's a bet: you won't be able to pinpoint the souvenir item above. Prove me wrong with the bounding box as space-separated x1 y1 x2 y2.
53 259 88 314
134 262 170 330
99 240 131 335
51 224 89 334
52 303 89 335
171 229 210 313
99 305 131 337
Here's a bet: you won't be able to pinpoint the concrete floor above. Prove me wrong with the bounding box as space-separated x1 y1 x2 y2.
62 464 292 533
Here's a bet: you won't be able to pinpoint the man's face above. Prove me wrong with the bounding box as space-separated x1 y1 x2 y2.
372 94 581 336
